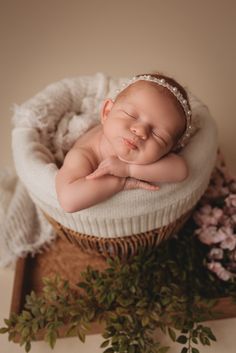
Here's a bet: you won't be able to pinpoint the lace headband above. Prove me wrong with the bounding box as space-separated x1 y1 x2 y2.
113 74 193 148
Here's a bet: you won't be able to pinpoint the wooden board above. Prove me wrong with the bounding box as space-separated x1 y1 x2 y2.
10 236 236 342
10 236 107 341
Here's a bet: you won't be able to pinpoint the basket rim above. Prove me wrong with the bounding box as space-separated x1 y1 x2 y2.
43 210 192 258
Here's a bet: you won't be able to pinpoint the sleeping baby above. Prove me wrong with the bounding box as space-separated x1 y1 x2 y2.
56 73 193 212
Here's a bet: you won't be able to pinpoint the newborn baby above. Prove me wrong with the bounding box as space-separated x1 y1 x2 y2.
56 73 192 212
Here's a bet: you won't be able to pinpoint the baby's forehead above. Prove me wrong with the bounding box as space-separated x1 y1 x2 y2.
115 81 171 107
115 80 161 103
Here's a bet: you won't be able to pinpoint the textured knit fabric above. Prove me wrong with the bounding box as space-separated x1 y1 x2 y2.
0 168 56 267
10 73 218 239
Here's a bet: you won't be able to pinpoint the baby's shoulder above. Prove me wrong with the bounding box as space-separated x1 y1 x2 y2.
66 144 98 171
72 125 101 163
75 124 101 144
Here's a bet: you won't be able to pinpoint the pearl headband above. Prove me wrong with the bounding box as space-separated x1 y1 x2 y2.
114 74 193 149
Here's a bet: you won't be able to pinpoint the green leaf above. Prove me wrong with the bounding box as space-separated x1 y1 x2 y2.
100 340 110 348
32 321 39 334
102 331 112 339
4 318 11 326
0 327 9 334
141 316 150 327
25 341 31 353
107 258 114 267
103 348 115 353
22 327 30 338
202 326 217 341
191 348 200 353
181 348 188 353
77 329 86 343
199 333 206 345
66 324 77 337
168 327 176 341
44 330 57 349
161 297 171 306
8 331 16 341
150 311 160 322
176 335 187 344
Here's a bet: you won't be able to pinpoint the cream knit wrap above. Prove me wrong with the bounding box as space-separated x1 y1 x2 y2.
10 73 218 239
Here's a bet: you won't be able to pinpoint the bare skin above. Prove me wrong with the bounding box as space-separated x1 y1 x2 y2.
56 81 188 213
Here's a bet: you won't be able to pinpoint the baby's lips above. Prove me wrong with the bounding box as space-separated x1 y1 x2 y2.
123 137 138 150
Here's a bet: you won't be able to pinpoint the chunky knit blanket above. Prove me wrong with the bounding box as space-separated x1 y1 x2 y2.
0 168 54 267
0 74 108 266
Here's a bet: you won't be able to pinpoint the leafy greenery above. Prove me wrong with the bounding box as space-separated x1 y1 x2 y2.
1 218 236 353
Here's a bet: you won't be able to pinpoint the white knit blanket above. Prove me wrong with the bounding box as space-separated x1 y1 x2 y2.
0 168 55 267
0 111 97 267
0 74 106 266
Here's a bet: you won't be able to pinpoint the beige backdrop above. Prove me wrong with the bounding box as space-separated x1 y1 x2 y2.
0 0 236 173
1 2 236 353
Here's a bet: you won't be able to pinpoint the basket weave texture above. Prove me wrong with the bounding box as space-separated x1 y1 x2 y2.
44 210 192 259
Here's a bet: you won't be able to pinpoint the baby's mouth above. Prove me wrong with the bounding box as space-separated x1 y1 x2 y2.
122 138 138 150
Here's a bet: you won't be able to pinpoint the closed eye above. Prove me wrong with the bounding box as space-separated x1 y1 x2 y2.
123 110 137 119
152 130 167 145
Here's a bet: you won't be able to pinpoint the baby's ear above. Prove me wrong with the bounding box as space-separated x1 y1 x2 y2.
100 99 114 124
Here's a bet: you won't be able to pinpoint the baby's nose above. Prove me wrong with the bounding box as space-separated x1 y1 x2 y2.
130 123 150 139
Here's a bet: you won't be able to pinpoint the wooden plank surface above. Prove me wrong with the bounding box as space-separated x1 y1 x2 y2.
10 236 236 342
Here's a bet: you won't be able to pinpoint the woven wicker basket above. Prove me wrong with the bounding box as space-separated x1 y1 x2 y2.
11 74 218 260
44 210 192 259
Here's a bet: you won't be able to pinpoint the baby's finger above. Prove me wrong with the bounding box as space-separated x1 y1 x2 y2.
138 181 160 190
124 178 159 190
86 168 108 179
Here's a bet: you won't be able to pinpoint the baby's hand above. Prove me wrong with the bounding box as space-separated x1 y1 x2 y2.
124 178 159 191
86 156 130 179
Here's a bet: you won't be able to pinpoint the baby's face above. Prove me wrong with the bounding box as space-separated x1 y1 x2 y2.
101 81 185 164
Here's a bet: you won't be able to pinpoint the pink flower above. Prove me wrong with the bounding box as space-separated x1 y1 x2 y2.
208 247 224 260
220 235 236 251
195 158 236 281
195 226 226 245
231 214 236 224
225 194 236 208
204 186 229 199
220 214 234 227
193 205 223 227
207 261 232 281
229 250 236 262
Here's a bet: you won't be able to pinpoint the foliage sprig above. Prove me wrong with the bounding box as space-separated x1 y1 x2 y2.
1 220 236 353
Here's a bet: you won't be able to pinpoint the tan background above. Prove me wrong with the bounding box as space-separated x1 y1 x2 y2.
1 1 236 352
0 0 236 172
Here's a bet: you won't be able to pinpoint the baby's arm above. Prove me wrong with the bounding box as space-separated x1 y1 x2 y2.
128 153 188 183
56 148 158 212
56 148 125 212
87 153 188 183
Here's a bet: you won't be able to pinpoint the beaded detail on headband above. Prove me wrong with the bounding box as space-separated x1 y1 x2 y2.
114 74 193 148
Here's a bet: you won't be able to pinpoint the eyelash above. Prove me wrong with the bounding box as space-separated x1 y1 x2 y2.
125 111 136 119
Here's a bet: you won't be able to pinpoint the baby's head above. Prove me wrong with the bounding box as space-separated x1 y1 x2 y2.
101 73 192 164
